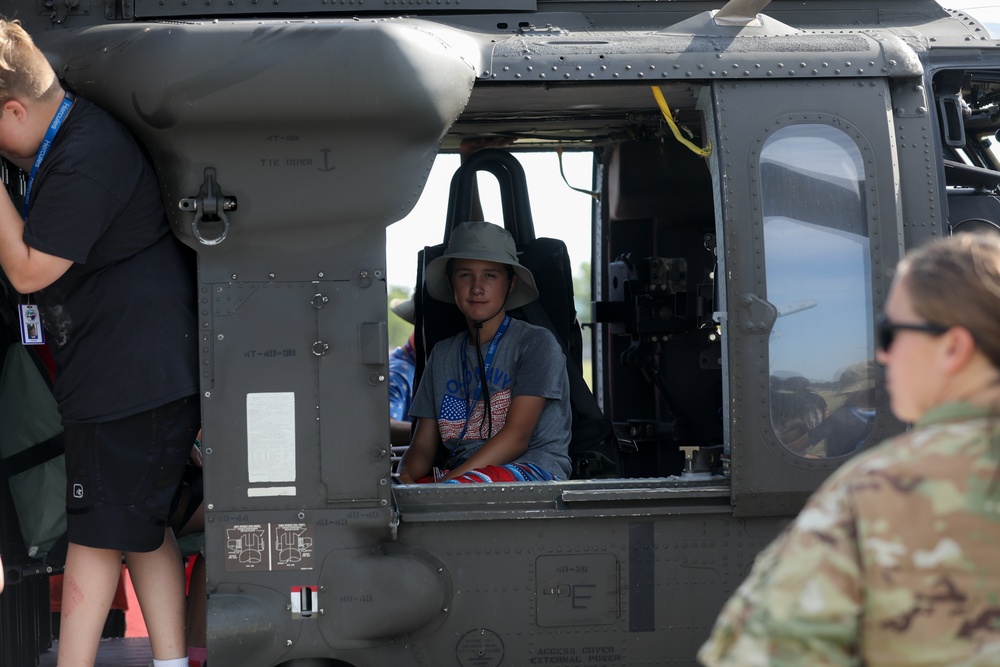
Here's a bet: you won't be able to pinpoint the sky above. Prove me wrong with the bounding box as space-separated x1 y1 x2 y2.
936 0 1000 34
385 0 1000 292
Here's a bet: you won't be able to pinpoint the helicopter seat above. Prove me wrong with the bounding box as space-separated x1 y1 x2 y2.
411 149 618 479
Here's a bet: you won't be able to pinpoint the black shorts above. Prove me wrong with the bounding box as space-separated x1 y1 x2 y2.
64 395 200 552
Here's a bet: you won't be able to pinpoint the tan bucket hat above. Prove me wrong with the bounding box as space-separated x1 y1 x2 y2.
425 221 538 310
835 358 876 395
389 295 415 324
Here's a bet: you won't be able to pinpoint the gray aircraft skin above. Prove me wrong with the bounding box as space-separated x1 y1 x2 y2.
1 0 999 664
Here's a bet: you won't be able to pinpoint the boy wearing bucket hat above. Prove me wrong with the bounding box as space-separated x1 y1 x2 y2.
398 221 572 483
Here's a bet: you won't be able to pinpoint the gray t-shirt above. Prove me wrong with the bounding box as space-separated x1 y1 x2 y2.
410 317 572 479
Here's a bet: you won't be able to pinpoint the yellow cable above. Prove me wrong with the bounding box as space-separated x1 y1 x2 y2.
651 86 713 157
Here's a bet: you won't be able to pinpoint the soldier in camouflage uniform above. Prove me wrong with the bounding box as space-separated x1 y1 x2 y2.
699 234 1000 667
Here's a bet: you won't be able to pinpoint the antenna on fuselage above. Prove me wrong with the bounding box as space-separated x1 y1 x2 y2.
659 0 793 36
713 0 772 27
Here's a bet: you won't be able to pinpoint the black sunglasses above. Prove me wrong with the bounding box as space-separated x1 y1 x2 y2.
876 314 950 352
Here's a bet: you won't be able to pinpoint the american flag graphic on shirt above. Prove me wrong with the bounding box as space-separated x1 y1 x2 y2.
439 389 512 442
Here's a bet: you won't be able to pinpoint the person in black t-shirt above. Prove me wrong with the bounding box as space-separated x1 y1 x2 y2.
0 20 197 667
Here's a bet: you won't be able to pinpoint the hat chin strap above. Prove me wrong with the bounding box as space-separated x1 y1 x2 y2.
472 301 507 330
469 274 514 441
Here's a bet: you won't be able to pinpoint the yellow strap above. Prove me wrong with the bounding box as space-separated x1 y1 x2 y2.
651 86 713 157
556 147 600 200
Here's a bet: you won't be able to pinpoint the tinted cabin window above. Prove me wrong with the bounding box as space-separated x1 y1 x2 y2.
760 124 876 459
984 134 1000 169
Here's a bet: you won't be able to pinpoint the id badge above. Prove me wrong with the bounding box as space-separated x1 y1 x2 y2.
19 304 45 345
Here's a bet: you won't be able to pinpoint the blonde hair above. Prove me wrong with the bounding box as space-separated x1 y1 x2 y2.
900 232 1000 370
0 19 59 104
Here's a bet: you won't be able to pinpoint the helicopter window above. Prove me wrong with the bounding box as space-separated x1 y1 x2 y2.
983 134 1000 170
760 124 877 459
953 147 976 167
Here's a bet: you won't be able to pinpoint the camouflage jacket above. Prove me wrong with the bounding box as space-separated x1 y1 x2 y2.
698 402 1000 667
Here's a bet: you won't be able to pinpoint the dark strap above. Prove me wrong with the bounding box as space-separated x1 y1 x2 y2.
2 432 64 477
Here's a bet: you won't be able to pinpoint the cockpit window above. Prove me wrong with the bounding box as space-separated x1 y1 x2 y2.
953 147 975 166
984 134 1000 169
760 124 877 459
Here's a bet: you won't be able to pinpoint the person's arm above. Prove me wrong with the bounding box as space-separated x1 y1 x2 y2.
0 187 72 293
439 394 546 481
388 342 416 445
388 367 414 446
397 417 442 483
698 480 861 666
389 418 413 446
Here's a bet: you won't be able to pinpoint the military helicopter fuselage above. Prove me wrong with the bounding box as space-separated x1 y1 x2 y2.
1 0 999 664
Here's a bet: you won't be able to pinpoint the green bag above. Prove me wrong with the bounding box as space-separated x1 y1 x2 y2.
0 342 66 558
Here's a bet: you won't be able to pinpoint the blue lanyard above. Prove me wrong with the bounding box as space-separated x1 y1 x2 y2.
23 93 75 218
456 315 511 443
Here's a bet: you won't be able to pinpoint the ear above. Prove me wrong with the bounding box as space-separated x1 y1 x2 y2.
508 272 518 294
3 100 27 121
940 326 978 375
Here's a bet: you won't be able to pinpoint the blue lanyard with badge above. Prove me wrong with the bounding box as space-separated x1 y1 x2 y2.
17 93 74 346
454 315 511 445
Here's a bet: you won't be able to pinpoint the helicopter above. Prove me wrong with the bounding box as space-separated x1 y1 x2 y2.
1 0 999 664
